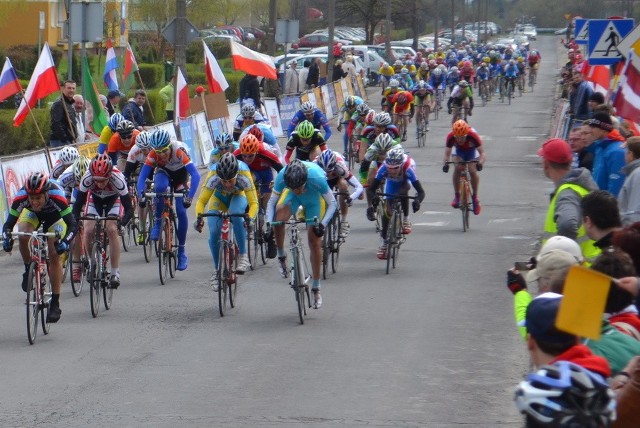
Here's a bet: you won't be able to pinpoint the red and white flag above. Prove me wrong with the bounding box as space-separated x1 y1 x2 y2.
175 67 190 125
14 42 60 127
612 52 640 122
203 41 229 93
230 40 276 80
585 64 610 95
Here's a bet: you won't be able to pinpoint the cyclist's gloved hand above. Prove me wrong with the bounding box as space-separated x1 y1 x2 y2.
507 270 527 295
346 197 353 207
121 212 133 228
371 196 380 209
55 239 69 255
476 163 483 172
193 218 204 233
2 231 13 252
138 196 146 208
442 163 449 173
412 200 421 213
468 110 473 116
182 196 192 209
313 223 325 237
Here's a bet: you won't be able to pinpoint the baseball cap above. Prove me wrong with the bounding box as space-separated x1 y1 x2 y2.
107 89 124 98
538 236 584 264
196 85 206 94
527 249 579 283
586 112 614 132
538 138 572 164
523 293 577 344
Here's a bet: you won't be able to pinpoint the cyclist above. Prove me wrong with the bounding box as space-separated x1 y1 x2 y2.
446 66 461 94
136 129 201 271
527 49 541 81
460 60 475 84
381 79 400 112
266 159 337 309
108 120 139 171
359 112 401 184
287 101 332 141
411 80 434 133
232 104 265 141
314 149 363 237
238 123 283 162
284 120 327 164
398 68 414 90
2 172 77 322
475 61 491 100
447 80 474 121
194 153 258 284
428 66 447 95
72 154 134 288
209 132 239 165
416 62 430 82
442 120 486 215
516 57 527 92
502 59 519 97
337 95 363 156
97 113 125 154
364 133 404 220
51 146 79 180
389 90 414 142
123 130 153 244
378 62 395 91
367 147 425 258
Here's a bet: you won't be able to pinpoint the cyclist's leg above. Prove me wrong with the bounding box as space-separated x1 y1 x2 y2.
273 192 293 255
302 195 325 288
228 194 248 256
151 169 170 240
451 150 463 205
101 197 121 275
44 218 66 304
206 197 227 269
16 210 38 266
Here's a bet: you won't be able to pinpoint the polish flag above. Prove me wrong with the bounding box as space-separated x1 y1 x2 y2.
612 53 640 124
103 39 120 91
230 40 277 80
13 43 60 127
586 64 610 95
175 67 190 125
203 41 229 93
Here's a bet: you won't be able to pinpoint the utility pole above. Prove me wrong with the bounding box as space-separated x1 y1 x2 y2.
385 0 392 61
434 0 439 49
267 0 277 55
175 0 186 75
327 0 335 79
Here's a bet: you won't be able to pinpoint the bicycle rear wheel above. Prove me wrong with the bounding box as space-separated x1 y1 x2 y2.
321 231 329 280
158 218 169 285
331 214 341 274
293 248 306 324
89 243 102 318
69 240 86 297
385 211 398 274
103 242 113 310
26 262 39 344
143 210 153 263
460 182 470 232
61 250 70 283
229 243 238 308
40 271 52 335
248 221 258 270
217 244 229 317
168 218 178 279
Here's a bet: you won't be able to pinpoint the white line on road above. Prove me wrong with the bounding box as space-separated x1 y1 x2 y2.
489 218 523 224
413 221 450 227
500 235 531 240
516 136 539 140
421 211 451 215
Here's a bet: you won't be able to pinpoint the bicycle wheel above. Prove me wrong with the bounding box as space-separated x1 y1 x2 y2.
89 243 102 318
69 240 85 297
385 211 397 275
168 219 178 279
460 182 469 232
217 244 229 317
330 214 341 274
247 221 258 270
464 182 472 231
228 243 238 308
61 250 70 283
321 230 329 280
416 116 426 148
143 210 153 263
292 248 306 324
158 218 169 285
392 212 403 270
40 269 52 335
433 98 440 121
375 201 385 233
257 212 267 265
26 262 39 344
103 242 113 310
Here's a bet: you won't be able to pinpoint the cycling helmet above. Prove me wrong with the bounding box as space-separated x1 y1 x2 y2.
515 362 616 427
149 129 171 151
385 147 405 167
135 131 152 150
450 66 459 73
365 109 376 125
393 60 403 67
420 61 428 69
397 93 408 104
284 159 308 189
463 60 472 68
374 112 392 127
433 67 443 76
428 59 436 67
240 134 261 155
405 60 414 67
416 80 428 90
356 103 370 115
25 172 50 195
214 132 233 149
241 104 256 117
389 78 400 88
216 153 239 180
116 120 135 137
452 119 470 137
108 113 125 131
373 133 395 153
531 50 538 56
72 156 90 183
58 146 79 164
517 56 524 63
509 59 516 65
247 125 264 142
296 120 315 139
400 68 409 75
345 96 357 109
89 153 113 178
458 80 469 88
316 149 337 171
300 101 315 114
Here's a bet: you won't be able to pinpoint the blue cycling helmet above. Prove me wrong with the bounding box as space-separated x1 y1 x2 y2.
214 132 234 149
108 113 125 132
316 149 337 171
149 129 171 151
385 147 405 166
135 131 152 150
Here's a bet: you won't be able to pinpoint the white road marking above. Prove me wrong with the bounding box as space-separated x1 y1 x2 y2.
516 136 538 140
421 211 451 215
500 235 531 240
489 218 523 224
413 222 450 227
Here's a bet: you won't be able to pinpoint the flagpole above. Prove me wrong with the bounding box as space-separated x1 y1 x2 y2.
135 69 156 124
19 88 52 170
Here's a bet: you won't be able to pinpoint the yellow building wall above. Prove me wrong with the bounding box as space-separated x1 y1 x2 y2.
0 1 62 49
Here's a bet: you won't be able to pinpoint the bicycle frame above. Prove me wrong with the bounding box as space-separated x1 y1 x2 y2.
446 161 477 232
146 191 183 284
377 193 415 274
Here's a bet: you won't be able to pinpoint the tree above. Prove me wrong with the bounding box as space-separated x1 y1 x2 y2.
130 0 175 60
336 0 386 44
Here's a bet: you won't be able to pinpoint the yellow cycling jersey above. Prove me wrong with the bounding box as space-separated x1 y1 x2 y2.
416 68 430 82
378 65 395 77
406 64 417 75
195 167 259 219
100 126 114 145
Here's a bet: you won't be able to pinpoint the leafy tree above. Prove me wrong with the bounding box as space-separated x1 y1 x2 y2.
336 0 386 44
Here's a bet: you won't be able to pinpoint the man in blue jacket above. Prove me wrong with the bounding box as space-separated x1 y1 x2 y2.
585 112 626 197
122 89 147 131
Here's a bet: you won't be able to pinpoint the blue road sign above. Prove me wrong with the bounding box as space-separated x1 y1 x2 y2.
588 19 634 65
574 19 588 44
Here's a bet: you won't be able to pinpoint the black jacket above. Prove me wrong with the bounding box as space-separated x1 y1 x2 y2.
307 62 319 86
239 75 261 106
332 65 347 82
49 95 77 142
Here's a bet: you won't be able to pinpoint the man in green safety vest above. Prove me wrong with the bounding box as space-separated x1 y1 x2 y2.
538 138 601 262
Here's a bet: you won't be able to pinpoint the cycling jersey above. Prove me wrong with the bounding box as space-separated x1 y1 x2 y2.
196 160 259 219
144 141 192 172
287 109 332 140
416 68 430 82
476 66 490 81
107 129 140 164
233 144 283 172
446 128 483 151
285 130 327 163
412 85 434 102
450 85 473 100
51 159 73 180
503 65 518 78
313 152 364 201
378 65 395 78
77 168 128 199
446 72 460 87
390 91 414 114
209 142 240 165
428 75 446 90
359 125 401 147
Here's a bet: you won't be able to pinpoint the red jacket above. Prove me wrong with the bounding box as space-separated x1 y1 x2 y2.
551 344 611 378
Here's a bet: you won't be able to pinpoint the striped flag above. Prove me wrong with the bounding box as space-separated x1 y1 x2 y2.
203 41 229 93
612 52 640 123
103 39 120 91
175 68 190 125
230 40 276 79
84 57 109 133
0 57 22 102
122 43 139 93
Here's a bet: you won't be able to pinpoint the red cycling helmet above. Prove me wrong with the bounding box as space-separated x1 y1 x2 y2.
90 153 113 178
247 125 264 142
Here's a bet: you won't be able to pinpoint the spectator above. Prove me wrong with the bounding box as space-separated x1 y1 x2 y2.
568 126 594 171
106 89 123 116
298 60 310 91
284 61 299 94
569 70 593 122
588 92 605 114
343 55 358 79
332 59 347 82
612 356 640 428
193 85 206 100
619 137 640 226
72 94 87 143
159 77 175 121
620 119 638 139
538 138 600 261
612 222 640 309
580 190 622 250
263 68 282 109
238 73 261 109
307 58 320 88
318 58 328 86
585 112 626 197
122 89 147 130
49 79 78 147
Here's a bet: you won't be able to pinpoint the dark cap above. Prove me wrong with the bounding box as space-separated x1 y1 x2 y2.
107 89 124 99
586 112 613 132
524 294 577 344
589 92 605 104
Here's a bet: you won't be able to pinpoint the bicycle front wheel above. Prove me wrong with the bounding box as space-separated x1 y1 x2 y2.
217 244 229 317
330 214 341 274
460 182 470 232
26 262 39 344
321 231 329 280
158 218 169 285
228 243 238 308
143 210 154 263
40 269 52 335
69 240 85 297
89 243 102 318
103 242 113 310
293 248 307 324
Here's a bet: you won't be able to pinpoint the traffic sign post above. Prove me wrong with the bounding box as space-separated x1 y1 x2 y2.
574 19 588 45
588 19 634 65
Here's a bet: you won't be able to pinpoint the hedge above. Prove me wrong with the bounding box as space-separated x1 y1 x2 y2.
138 64 164 89
0 109 50 156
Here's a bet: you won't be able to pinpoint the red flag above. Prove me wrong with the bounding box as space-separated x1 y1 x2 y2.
612 54 640 122
13 43 60 127
203 41 229 93
0 57 22 102
122 43 139 93
175 68 190 125
230 40 277 79
586 64 610 94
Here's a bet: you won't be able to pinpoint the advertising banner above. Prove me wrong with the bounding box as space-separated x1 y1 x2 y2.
194 112 214 164
263 99 284 137
279 96 300 125
2 152 50 206
320 84 333 118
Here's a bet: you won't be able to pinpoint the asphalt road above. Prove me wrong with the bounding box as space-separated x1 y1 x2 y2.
0 36 561 427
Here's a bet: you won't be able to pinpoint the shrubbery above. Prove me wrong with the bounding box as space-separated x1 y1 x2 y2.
0 109 50 156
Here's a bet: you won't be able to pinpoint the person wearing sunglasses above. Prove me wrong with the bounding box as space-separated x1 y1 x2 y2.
136 129 200 271
232 104 266 141
107 120 139 171
194 153 259 286
287 101 332 142
284 120 327 164
72 154 134 289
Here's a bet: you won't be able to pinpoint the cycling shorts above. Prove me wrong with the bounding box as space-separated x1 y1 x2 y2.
18 210 67 237
452 146 479 162
156 166 188 191
209 192 247 213
251 168 274 195
85 193 122 217
278 189 326 221
383 180 410 200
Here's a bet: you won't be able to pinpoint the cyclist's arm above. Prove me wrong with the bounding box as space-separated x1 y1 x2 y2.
514 289 533 340
185 163 200 198
71 189 88 220
346 174 364 200
477 145 486 164
411 179 426 204
320 190 337 227
195 171 216 216
265 190 280 223
443 146 453 163
136 163 153 197
123 160 139 183
242 170 259 219
120 193 134 225
287 114 300 137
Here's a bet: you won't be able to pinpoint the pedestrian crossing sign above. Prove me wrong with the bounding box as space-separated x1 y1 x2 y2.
588 19 634 64
574 19 588 45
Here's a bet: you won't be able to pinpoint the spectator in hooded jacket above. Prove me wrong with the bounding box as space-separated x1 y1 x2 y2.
619 137 640 226
585 112 627 197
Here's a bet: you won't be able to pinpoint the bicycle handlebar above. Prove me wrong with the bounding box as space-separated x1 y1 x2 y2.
9 231 60 239
270 217 319 226
198 213 247 219
145 192 184 198
445 160 479 165
377 193 417 200
79 216 121 222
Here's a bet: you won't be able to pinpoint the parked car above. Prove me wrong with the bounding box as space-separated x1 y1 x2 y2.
294 34 351 48
514 24 537 40
513 34 530 49
494 38 518 51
